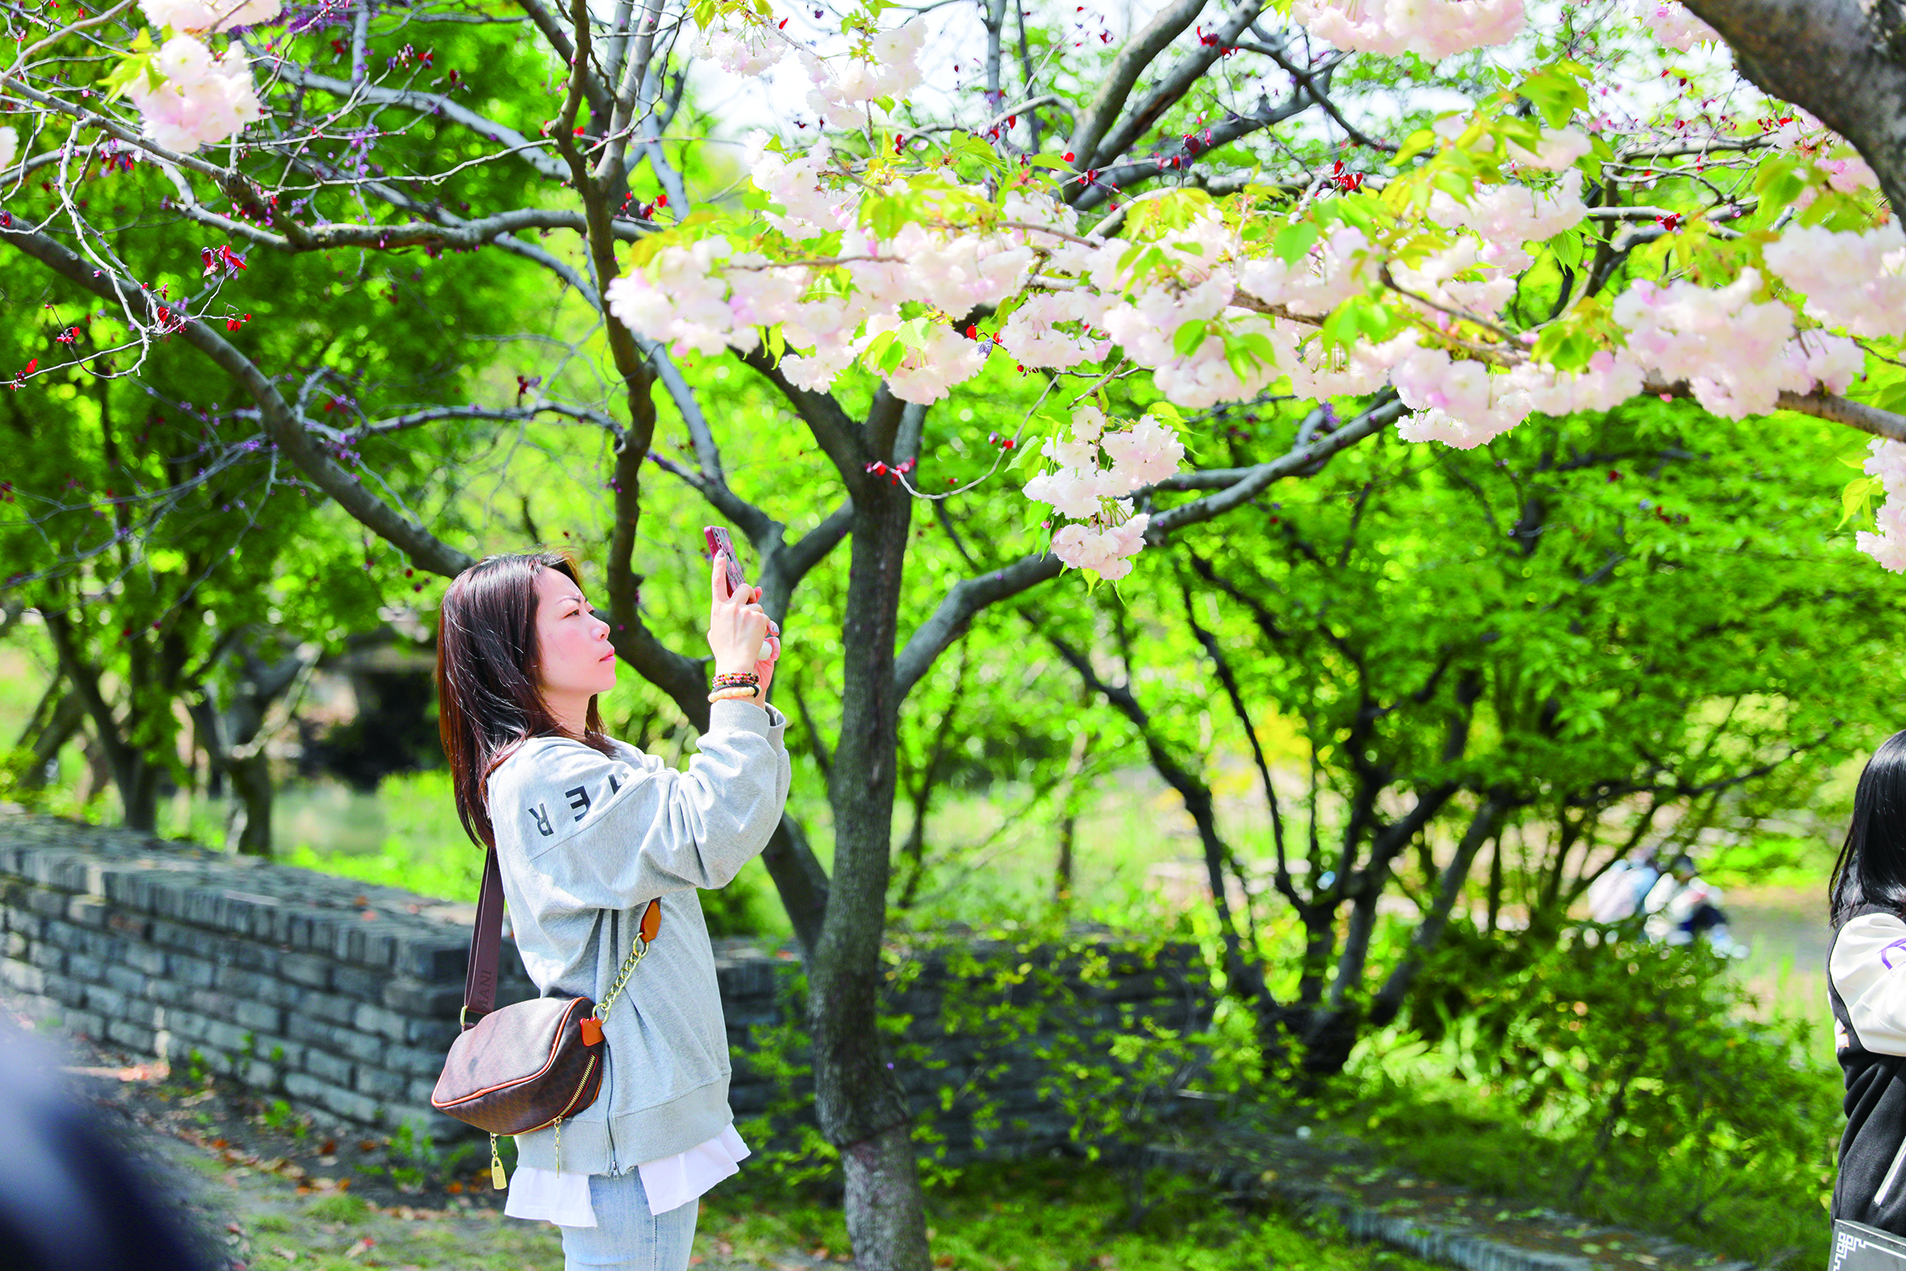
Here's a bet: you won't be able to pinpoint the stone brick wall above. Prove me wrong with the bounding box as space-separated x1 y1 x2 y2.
0 814 1211 1159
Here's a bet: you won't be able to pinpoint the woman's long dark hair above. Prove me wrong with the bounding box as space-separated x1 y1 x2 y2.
1831 729 1906 927
436 551 614 849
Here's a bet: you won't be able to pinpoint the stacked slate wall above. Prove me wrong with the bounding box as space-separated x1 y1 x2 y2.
0 813 1210 1159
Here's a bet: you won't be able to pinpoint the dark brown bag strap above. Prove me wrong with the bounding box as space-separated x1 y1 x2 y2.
460 847 662 1030
462 847 507 1026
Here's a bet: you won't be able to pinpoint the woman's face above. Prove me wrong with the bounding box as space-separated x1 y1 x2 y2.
533 568 616 702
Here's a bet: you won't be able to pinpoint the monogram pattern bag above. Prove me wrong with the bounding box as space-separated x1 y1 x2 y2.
430 846 659 1186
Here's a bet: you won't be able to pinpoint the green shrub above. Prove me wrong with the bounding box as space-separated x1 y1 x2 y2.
1345 920 1838 1268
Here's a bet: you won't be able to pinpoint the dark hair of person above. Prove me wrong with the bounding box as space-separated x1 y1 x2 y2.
436 550 614 849
1830 729 1906 927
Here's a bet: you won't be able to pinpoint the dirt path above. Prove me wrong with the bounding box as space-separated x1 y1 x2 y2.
19 1003 836 1271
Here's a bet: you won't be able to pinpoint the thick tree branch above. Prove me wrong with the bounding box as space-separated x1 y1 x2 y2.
1681 0 1906 212
1067 0 1209 174
1071 83 1320 211
1089 1 1267 169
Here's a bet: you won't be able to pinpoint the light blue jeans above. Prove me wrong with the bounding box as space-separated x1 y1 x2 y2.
559 1171 699 1271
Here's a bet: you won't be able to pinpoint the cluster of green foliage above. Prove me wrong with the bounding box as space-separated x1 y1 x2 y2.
730 915 1251 1189
1328 921 1839 1268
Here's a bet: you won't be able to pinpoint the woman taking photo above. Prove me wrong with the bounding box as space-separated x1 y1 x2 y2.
436 549 789 1271
1830 729 1906 1233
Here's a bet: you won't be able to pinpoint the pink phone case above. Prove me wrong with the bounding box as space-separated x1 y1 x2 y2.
704 526 746 592
704 526 780 664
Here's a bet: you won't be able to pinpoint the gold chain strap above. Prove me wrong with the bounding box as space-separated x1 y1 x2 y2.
592 923 653 1023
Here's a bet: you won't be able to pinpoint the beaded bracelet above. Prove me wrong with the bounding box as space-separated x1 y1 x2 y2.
713 671 760 688
708 685 760 703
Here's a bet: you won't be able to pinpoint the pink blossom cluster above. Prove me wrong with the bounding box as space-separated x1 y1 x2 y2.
124 34 264 154
1640 2 1719 50
1052 515 1149 579
1392 345 1644 448
799 23 925 126
1427 170 1588 271
1858 440 1906 573
1611 269 1862 417
603 237 772 356
139 0 281 32
1290 0 1525 61
1023 405 1183 579
1763 224 1906 338
701 22 785 76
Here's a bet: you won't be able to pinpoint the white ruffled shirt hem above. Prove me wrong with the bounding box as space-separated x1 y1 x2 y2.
503 1124 750 1226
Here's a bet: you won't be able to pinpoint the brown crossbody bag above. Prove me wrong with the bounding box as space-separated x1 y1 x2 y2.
430 845 660 1188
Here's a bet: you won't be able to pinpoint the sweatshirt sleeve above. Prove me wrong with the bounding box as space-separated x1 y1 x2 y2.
493 701 791 912
1833 911 1906 1055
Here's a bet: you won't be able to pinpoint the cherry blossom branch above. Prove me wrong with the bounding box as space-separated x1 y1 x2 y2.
2 78 229 182
266 61 573 183
0 217 474 578
4 0 132 81
892 394 1398 702
1775 391 1906 442
346 401 624 440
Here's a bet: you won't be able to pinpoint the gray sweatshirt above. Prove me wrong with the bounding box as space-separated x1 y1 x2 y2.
484 699 791 1175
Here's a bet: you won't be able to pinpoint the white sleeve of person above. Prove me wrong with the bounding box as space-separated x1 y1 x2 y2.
497 699 790 911
1834 910 1906 1055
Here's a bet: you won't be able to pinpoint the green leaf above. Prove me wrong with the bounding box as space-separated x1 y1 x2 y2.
1394 127 1439 165
1224 339 1255 385
1754 155 1811 216
1840 475 1881 528
1172 319 1210 359
1272 221 1320 265
1552 232 1583 272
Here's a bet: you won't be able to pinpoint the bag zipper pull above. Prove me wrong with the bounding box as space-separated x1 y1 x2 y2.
490 1133 508 1190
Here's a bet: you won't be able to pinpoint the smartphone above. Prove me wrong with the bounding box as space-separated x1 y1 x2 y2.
705 526 780 663
704 525 746 594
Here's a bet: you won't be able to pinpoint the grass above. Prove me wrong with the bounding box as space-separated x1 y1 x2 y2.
218 1155 1440 1271
704 1160 1440 1271
1328 1041 1836 1270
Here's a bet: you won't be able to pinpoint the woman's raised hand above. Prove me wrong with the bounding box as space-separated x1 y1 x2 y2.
707 553 775 691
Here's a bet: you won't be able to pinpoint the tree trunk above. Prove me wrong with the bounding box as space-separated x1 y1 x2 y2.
1053 724 1091 903
225 750 274 857
16 685 84 792
43 607 161 831
810 479 931 1271
1688 0 1906 213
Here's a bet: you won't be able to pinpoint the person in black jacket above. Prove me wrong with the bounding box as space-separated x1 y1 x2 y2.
1830 729 1906 1232
0 1017 214 1270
